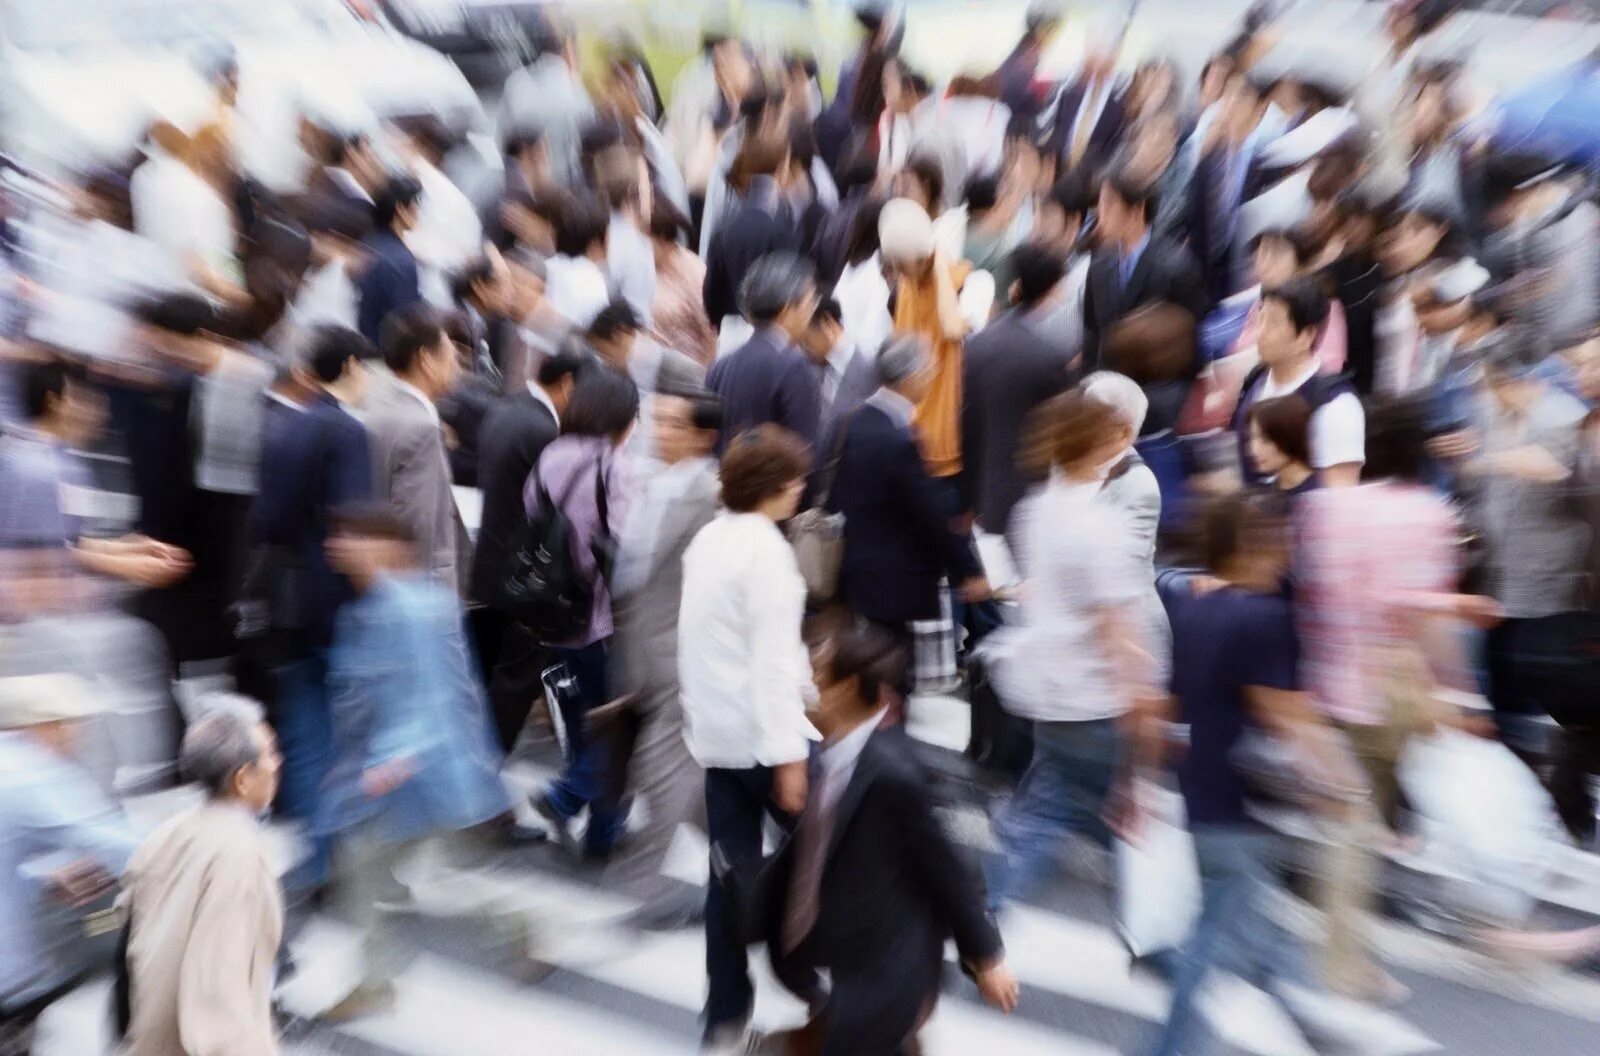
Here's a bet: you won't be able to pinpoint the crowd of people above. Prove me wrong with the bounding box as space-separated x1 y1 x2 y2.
4 0 1600 1053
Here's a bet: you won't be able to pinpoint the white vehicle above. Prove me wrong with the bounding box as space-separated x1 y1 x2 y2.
0 0 484 193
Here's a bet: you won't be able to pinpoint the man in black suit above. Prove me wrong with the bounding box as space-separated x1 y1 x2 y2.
1042 35 1128 176
245 325 373 886
770 621 1017 1054
356 176 425 345
468 348 586 753
1082 169 1208 371
701 140 806 331
706 252 823 454
960 241 1079 544
798 296 877 453
828 336 989 640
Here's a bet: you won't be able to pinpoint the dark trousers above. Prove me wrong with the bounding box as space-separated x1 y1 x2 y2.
703 765 795 1037
468 607 548 754
543 640 624 853
274 650 334 891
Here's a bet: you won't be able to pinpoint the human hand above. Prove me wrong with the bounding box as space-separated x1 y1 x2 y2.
114 546 193 589
974 960 1020 1013
361 757 417 798
957 575 993 603
1455 594 1503 628
1426 430 1478 461
772 758 809 815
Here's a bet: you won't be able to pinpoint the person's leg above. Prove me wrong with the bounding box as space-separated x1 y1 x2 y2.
484 614 549 756
324 833 414 1019
1147 825 1260 1056
985 722 1083 910
702 765 772 1042
540 642 621 848
274 651 334 892
606 697 706 912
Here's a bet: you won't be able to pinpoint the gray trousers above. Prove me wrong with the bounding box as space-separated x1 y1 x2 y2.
604 692 706 907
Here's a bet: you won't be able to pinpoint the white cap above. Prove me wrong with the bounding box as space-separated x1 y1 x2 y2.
878 198 936 264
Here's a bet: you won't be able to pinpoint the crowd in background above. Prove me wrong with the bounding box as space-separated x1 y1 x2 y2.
4 0 1600 1054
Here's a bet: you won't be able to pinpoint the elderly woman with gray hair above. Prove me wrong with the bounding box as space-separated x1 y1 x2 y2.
826 333 991 651
121 698 283 1056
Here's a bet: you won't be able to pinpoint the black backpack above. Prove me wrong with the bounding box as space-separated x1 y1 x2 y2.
499 458 613 642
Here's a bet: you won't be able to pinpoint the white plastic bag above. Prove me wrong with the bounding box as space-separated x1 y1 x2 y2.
1115 786 1201 959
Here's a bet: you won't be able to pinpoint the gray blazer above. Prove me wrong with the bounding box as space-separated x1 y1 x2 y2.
610 462 721 713
1101 452 1171 682
364 381 464 594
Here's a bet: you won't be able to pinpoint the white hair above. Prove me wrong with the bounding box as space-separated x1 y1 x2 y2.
1081 371 1148 437
179 694 265 797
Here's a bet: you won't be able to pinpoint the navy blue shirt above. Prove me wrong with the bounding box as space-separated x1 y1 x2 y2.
1167 585 1300 826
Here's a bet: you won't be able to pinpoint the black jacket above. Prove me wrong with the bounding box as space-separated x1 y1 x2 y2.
469 390 559 605
702 201 805 326
771 727 1002 1055
959 310 1078 539
1082 235 1209 370
828 401 980 625
706 329 823 456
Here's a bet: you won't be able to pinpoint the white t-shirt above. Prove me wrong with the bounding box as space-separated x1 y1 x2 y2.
1257 362 1366 471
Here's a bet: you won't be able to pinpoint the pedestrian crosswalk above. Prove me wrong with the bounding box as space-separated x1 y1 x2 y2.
29 696 1600 1056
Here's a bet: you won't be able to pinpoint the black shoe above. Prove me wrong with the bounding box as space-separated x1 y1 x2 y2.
531 793 572 844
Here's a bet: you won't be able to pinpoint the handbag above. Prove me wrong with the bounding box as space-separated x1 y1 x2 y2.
500 458 613 641
786 409 862 605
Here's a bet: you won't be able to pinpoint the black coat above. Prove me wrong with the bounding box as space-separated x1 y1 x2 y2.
356 230 422 346
827 401 980 626
771 727 1002 1055
959 310 1077 538
1082 235 1209 370
702 201 805 326
1044 77 1129 173
706 329 823 456
469 391 558 605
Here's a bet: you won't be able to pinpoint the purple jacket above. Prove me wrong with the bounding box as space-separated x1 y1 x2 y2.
523 435 633 647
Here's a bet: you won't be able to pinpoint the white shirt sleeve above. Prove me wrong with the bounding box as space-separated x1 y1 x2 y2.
1310 392 1366 469
959 269 997 333
745 544 818 767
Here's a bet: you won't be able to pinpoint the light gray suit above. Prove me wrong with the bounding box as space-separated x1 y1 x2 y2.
604 459 721 908
1101 451 1171 684
363 380 464 594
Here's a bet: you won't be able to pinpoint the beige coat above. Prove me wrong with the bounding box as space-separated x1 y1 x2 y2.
121 802 283 1056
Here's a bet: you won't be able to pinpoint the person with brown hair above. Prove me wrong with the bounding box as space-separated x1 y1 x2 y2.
1247 394 1320 499
677 424 818 1051
985 390 1164 912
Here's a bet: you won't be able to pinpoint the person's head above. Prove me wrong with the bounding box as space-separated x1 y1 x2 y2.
1027 389 1127 476
452 251 515 317
883 59 931 116
585 300 642 370
134 292 227 374
500 188 564 255
653 392 722 466
1218 69 1270 142
720 425 811 521
1383 204 1455 274
893 152 944 215
1247 394 1313 478
0 674 97 757
301 192 373 271
1130 59 1180 120
844 197 886 267
380 304 458 397
800 297 845 362
1257 278 1328 370
303 325 373 404
1363 395 1429 483
1408 70 1459 149
373 174 423 234
1199 52 1238 109
1483 151 1566 230
1202 491 1291 584
1009 240 1068 311
1096 170 1154 247
20 358 105 447
533 348 586 414
1035 171 1094 250
1005 113 1055 196
327 505 420 588
1124 109 1181 182
1080 370 1148 451
1250 227 1310 288
503 126 549 186
647 195 693 248
727 132 790 196
1387 0 1459 48
876 333 936 403
1481 336 1547 416
878 197 937 276
560 361 639 443
180 697 280 814
553 195 610 260
806 617 908 737
739 252 819 339
581 118 639 209
964 176 1000 220
1021 1 1064 50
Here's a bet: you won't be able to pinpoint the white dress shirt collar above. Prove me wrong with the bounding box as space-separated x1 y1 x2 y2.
817 707 887 811
826 340 856 377
394 377 441 424
867 386 915 429
526 380 561 427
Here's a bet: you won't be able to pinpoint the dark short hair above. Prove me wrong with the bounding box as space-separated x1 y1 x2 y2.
561 363 640 438
739 252 816 324
964 175 1000 214
902 153 945 209
306 326 374 383
811 297 843 329
534 348 587 388
688 393 725 434
329 503 417 544
720 425 811 512
451 256 497 306
1046 170 1097 220
647 195 692 243
586 300 642 343
1248 395 1313 466
1249 227 1314 265
1261 277 1329 337
1011 241 1069 308
827 619 909 705
1364 396 1430 483
20 358 69 422
503 126 545 158
379 304 447 376
1202 491 1289 572
553 195 610 258
373 175 423 230
135 292 218 335
328 132 368 167
1103 167 1156 224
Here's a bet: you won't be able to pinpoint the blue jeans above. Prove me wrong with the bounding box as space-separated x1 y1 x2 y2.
1147 825 1315 1056
702 765 794 1038
541 640 625 853
985 717 1120 910
274 652 334 890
